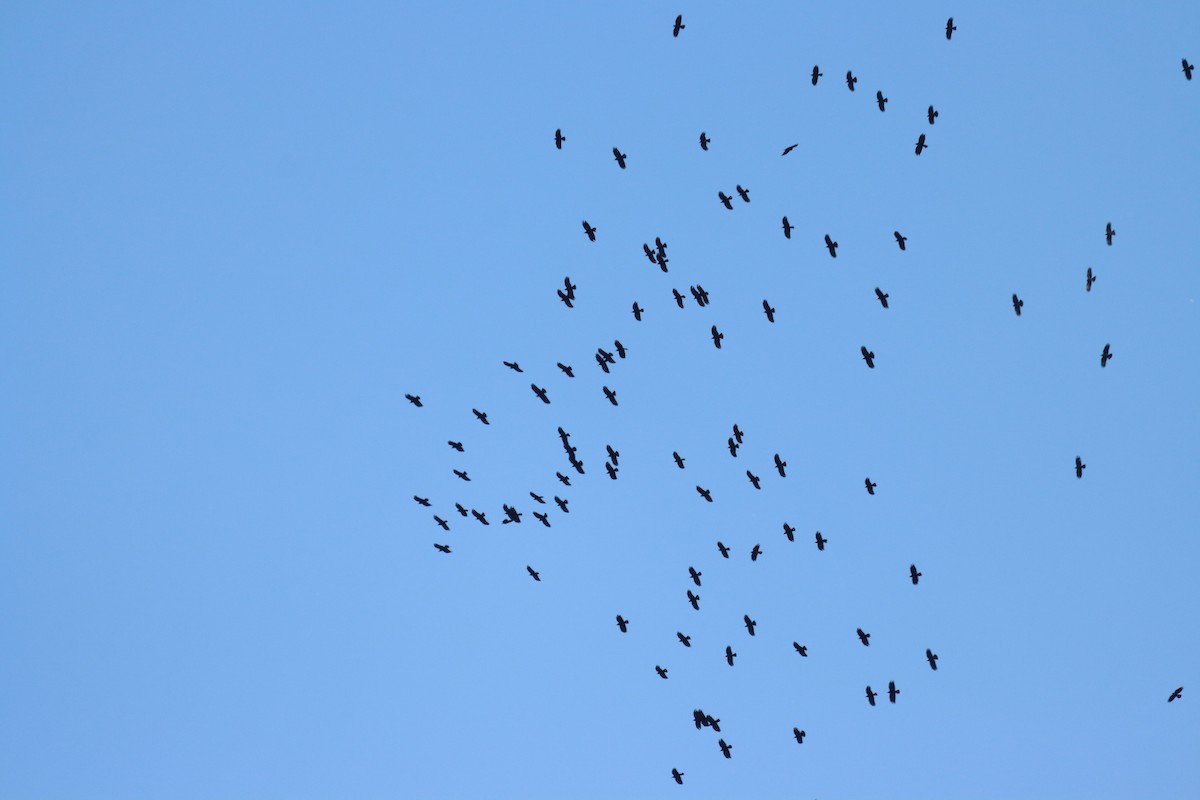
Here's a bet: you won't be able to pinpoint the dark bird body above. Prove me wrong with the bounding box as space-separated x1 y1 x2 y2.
434 543 451 553
672 288 686 308
612 147 626 169
910 564 922 585
656 665 668 679
815 531 827 550
603 386 618 406
556 472 571 486
927 648 939 670
876 90 888 111
1185 59 1195 81
527 565 540 581
673 451 686 469
946 17 956 39
448 440 464 452
697 485 713 502
673 14 684 37
915 133 928 155
750 544 762 561
472 509 489 525
781 216 793 238
794 642 808 657
554 128 565 149
503 360 523 373
1169 687 1183 702
894 231 907 250
726 646 737 666
1106 222 1115 245
846 70 857 90
582 220 597 241
728 437 739 457
747 470 761 489
414 495 431 507
405 393 423 407
1013 294 1024 316
825 234 838 257
717 541 730 559
533 511 550 527
857 628 871 646
1086 268 1096 292
473 408 489 425
866 686 878 706
876 287 890 308
455 503 468 517
861 346 875 368
775 454 787 477
736 184 750 203
1075 457 1086 479
865 477 876 495
783 522 795 541
434 515 449 531
616 615 629 633
763 299 776 322
1101 343 1113 367
556 362 574 378
688 590 701 610
889 681 900 703
793 728 805 744
744 615 757 636
718 739 732 759
733 424 744 444
672 769 684 785
718 191 734 210
605 462 618 480
531 384 550 403
689 566 702 586
700 132 710 150
928 105 939 124
811 65 822 85
454 469 470 482
632 302 644 321
782 144 799 156
677 632 691 647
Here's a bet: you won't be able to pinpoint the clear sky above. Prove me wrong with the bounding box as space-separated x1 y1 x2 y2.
3 2 1198 798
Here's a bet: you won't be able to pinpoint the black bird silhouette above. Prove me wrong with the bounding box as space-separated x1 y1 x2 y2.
434 515 449 531
825 234 838 257
473 408 489 425
697 485 713 502
599 347 615 365
815 531 827 550
1075 457 1086 479
672 288 686 308
632 302 644 321
811 65 822 85
744 615 757 636
700 131 711 150
503 360 523 372
865 477 876 495
1086 267 1096 292
606 444 620 464
602 386 618 406
733 424 744 444
556 472 571 486
688 590 701 610
557 289 574 308
910 564 922 585
454 469 470 482
434 543 451 553
875 287 890 309
582 220 597 241
605 462 618 480
655 236 668 256
643 243 658 264
1101 343 1113 367
673 451 686 469
554 128 565 149
672 768 684 785
717 541 730 558
894 230 907 250
405 393 423 407
1169 686 1183 702
414 495 431 507
775 454 787 477
857 628 871 646
727 437 739 458
562 276 576 297
783 522 796 541
690 285 704 305
705 716 721 732
846 70 857 90
718 739 732 759
1185 59 1195 81
793 642 808 657
555 495 569 512
533 511 550 527
946 17 956 39
747 470 761 490
865 686 878 706
751 543 763 561
726 645 737 666
695 284 710 305
616 615 629 633
1012 294 1024 316
655 250 668 271
781 216 793 239
612 147 627 169
759 301 776 326
595 353 609 373
527 565 540 581
915 133 928 155
531 384 550 404
613 340 627 360
656 665 669 679
927 648 939 670
448 440 464 452
455 502 468 517
556 362 574 378
718 191 734 210
861 346 875 368
673 14 685 37
781 143 799 156
689 566 702 586
889 681 900 703
876 90 888 111
501 504 522 524
736 184 750 203
794 728 806 744
928 105 939 124
1105 222 1116 245
712 325 724 349
677 632 692 647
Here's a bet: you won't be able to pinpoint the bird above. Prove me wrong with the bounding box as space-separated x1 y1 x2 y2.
926 648 939 670
692 709 706 729
782 143 799 156
560 274 574 296
711 326 724 349
673 14 685 37
763 299 776 322
728 437 739 457
815 531 827 550
502 504 522 524
875 287 890 309
865 477 877 495
687 590 701 610
582 220 597 241
632 302 644 321
434 543 451 554
690 285 705 305
1101 343 1113 368
894 230 907 250
744 615 757 636
1012 294 1024 316
946 17 956 39
656 236 668 256
928 105 939 124
603 386 618 406
616 615 629 633
554 496 569 513
915 133 928 155
700 131 711 150
718 739 732 759
866 686 878 706
736 184 750 203
695 285 710 305
555 472 571 486
793 728 806 744
861 346 875 368
434 515 449 531
1086 267 1096 292
612 147 627 169
656 665 669 679
825 234 838 257
643 243 658 264
696 485 713 502
556 362 574 378
503 360 523 372
1185 59 1195 81
472 408 489 425
781 216 793 239
857 628 871 646
414 495 431 507
774 454 787 477
1105 222 1116 245
455 503 468 517
811 65 822 85
718 191 734 210
705 715 721 732
557 289 574 308
531 384 550 404
876 90 888 111
673 451 686 469
725 646 737 666
677 632 692 647
448 440 464 452
671 768 684 785
554 128 565 149
606 444 620 464
527 566 541 581
751 544 763 561
533 511 550 527
405 393 423 407
888 681 900 703
793 642 808 657
1169 686 1184 702
746 470 761 490
605 462 618 480
733 424 744 444
783 522 796 542
453 469 470 482
910 564 922 585
846 70 857 90
1075 456 1087 479
717 541 730 559
688 567 702 586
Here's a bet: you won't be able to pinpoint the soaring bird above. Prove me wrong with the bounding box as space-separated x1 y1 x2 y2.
888 681 900 703
718 191 734 210
688 566 702 586
875 287 890 308
1075 456 1087 479
1185 59 1195 81
876 90 888 111
736 185 751 203
643 243 658 264
1086 267 1096 292
434 515 449 531
405 393 423 407
673 451 686 469
696 485 713 502
794 728 806 744
554 128 565 149
616 615 629 633
865 477 877 495
725 646 737 666
946 17 956 39
793 642 808 657
1169 687 1183 702
927 648 939 670
448 440 464 452
673 14 685 37
503 360 523 372
556 362 574 378
782 143 799 156
718 739 732 759
602 386 618 406
672 288 686 308
857 628 871 646
656 665 669 679
671 768 684 785
632 302 644 321
677 632 692 647
434 543 451 553
455 502 468 517
414 495 431 507
554 495 569 512
555 472 571 486
1101 343 1113 367
527 565 541 581
473 408 489 425
605 462 618 480
861 346 875 368
453 469 471 482
733 424 744 444
533 511 550 527
894 230 907 250
846 70 857 91
582 220 597 241
727 437 739 457
763 299 776 322
910 564 922 585
774 454 787 477
815 531 827 550
531 384 550 404
781 216 793 238
687 590 701 610
866 686 878 706
613 147 627 169
825 234 838 257
783 522 796 541
606 444 620 464
1012 294 1024 316
750 544 763 561
700 131 711 150
711 325 724 349
915 133 928 155
746 470 761 490
928 105 939 124
1105 222 1116 245
744 615 757 636
557 289 574 308
717 541 730 559
811 65 822 85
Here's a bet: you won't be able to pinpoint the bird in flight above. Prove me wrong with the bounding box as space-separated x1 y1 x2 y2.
781 143 799 156
502 505 522 524
751 543 763 561
673 451 686 469
404 393 422 407
889 681 900 703
774 454 787 477
861 346 875 369
557 288 574 308
503 360 523 372
910 564 922 585
811 65 822 85
747 470 761 490
793 728 806 744
866 686 878 706
946 17 956 40
613 147 627 169
718 739 732 759
865 477 877 495
928 105 939 124
1086 267 1096 292
582 220 597 241
744 615 757 636
1169 686 1184 702
726 645 737 666
473 408 489 425
605 462 618 480
927 648 939 670
555 495 570 512
434 543 451 554
554 128 565 149
1105 222 1116 245
793 642 808 657
815 531 827 550
414 495 431 507
632 302 644 321
616 615 629 633
1075 456 1087 479
846 70 857 91
733 424 744 444
556 362 574 378
673 14 685 37
656 665 669 679
671 768 684 785
857 628 871 646
1184 59 1195 81
531 384 550 404
643 243 657 264
688 566 702 586
718 191 734 210
717 541 730 559
711 325 724 349
606 444 620 464
527 565 541 581
825 234 838 257
533 511 550 527
672 288 686 308
894 230 907 250
781 216 793 238
677 632 691 647
876 90 888 111
728 437 739 457
699 131 711 150
763 299 776 322
448 440 464 452
736 184 750 203
603 386 618 406
555 472 571 486
1012 294 1024 316
915 133 928 155
453 469 470 482
783 522 796 541
455 502 468 517
696 485 713 502
434 515 449 531
1101 343 1113 367
687 590 701 610
875 287 890 309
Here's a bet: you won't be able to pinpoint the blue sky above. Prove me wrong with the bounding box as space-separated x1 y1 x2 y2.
3 2 1198 797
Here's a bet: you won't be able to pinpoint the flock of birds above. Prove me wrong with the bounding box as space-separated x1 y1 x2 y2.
409 14 1191 786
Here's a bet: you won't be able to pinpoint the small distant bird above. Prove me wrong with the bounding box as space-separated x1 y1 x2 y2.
454 469 470 482
865 477 877 495
815 531 827 551
910 564 922 585
875 287 890 308
533 511 550 527
531 384 550 404
728 437 739 457
473 408 489 425
782 143 799 156
606 444 620 464
793 728 806 744
613 147 627 169
555 495 569 512
405 393 423 407
811 65 822 85
434 543 451 553
434 515 449 531
718 739 732 759
527 565 541 581
946 17 956 40
712 325 724 349
876 90 888 111
656 665 669 679
861 346 875 368
1101 343 1113 367
616 615 629 633
763 299 776 322
783 522 796 541
718 191 734 210
746 470 761 490
672 288 686 308
736 184 750 203
894 230 907 250
673 451 686 469
1169 686 1183 702
582 220 597 241
846 70 857 90
1086 267 1096 292
632 302 644 321
603 386 618 406
643 243 657 264
744 615 757 636
687 590 701 610
1184 59 1195 81
866 686 878 706
717 541 730 558
448 440 464 452
672 768 684 785
825 234 838 257
725 646 737 666
889 681 900 703
1012 294 1024 316
605 462 618 480
781 216 793 238
1105 222 1116 245
554 128 565 149
699 131 711 150
677 632 692 647
774 454 787 477
557 289 574 307
928 105 939 124
688 566 702 586
556 362 574 378
555 472 571 486
673 14 685 37
857 628 871 646
414 495 431 507
915 133 928 155
1075 456 1086 479
733 424 744 444
696 485 713 502
793 642 808 657
455 503 468 517
503 360 523 372
750 543 763 561
927 648 939 670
